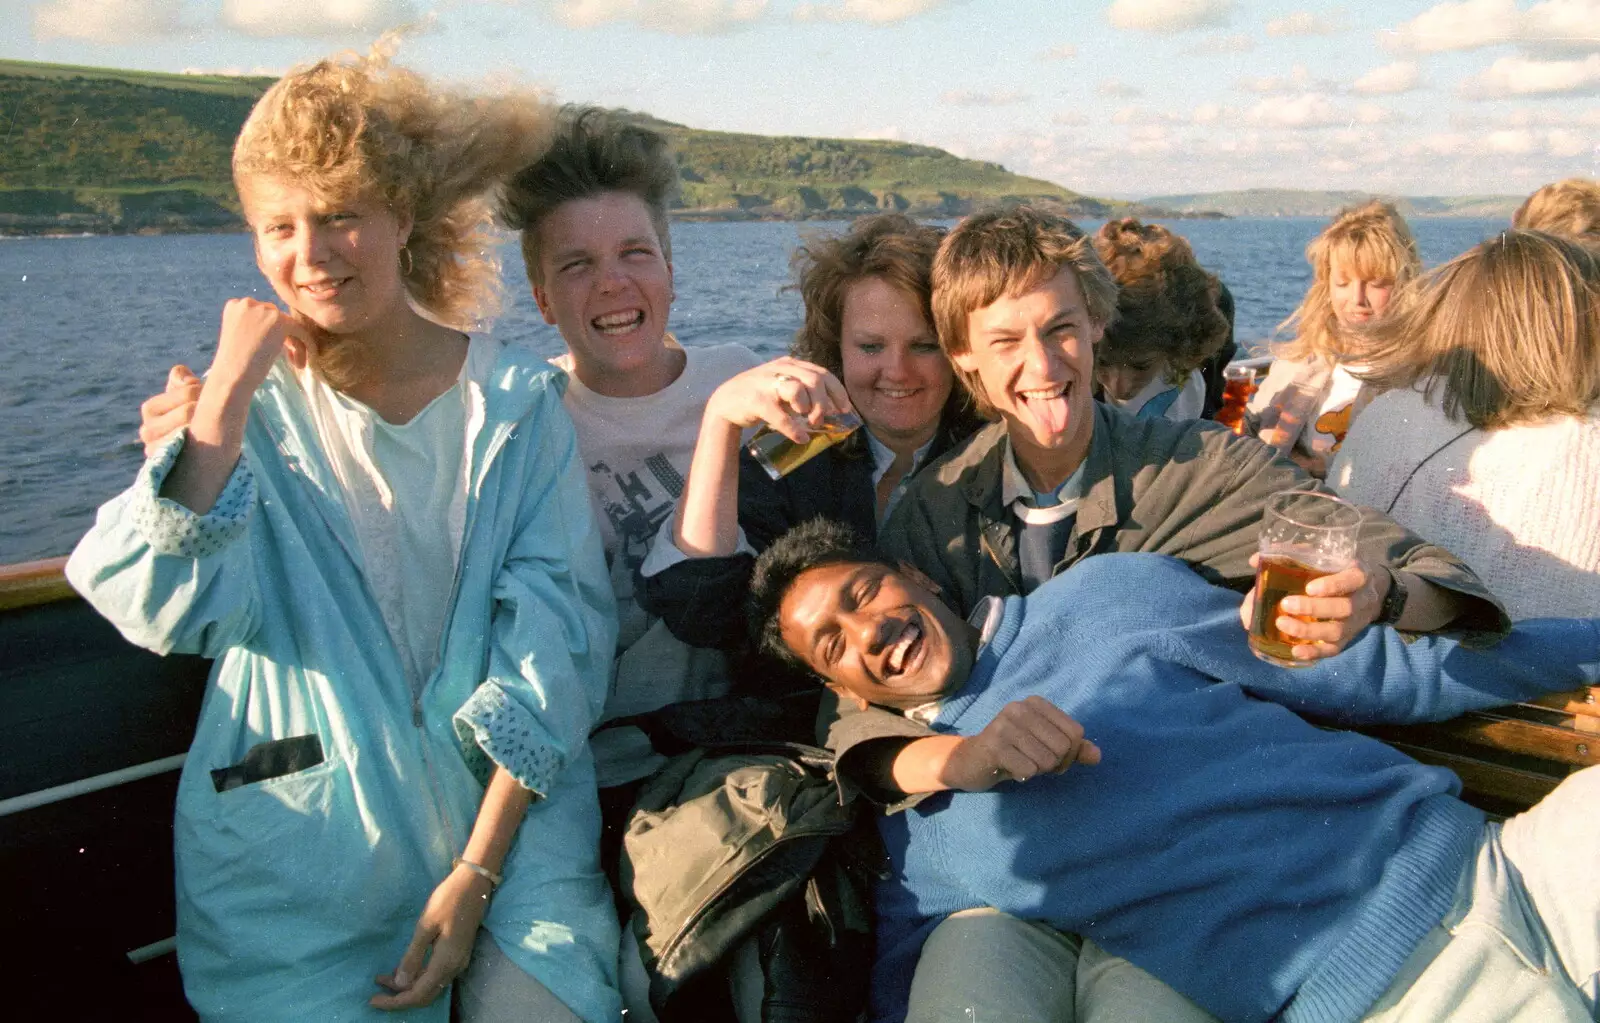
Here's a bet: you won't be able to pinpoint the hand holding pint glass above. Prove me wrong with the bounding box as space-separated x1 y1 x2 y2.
1248 491 1363 667
748 411 863 480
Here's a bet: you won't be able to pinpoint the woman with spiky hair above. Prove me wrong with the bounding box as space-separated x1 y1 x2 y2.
1250 201 1421 476
68 51 621 1022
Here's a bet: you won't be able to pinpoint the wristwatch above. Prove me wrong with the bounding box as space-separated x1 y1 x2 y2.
1375 567 1409 627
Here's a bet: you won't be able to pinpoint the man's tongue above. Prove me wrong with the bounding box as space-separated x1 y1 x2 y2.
1022 388 1070 436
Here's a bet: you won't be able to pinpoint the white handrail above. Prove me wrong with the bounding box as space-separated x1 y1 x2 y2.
0 752 187 818
127 936 178 964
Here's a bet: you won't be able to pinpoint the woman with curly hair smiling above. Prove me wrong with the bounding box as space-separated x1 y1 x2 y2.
639 212 982 656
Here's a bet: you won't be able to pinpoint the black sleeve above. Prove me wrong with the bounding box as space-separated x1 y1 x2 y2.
637 449 805 650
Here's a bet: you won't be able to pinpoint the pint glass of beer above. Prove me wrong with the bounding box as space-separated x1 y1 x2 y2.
1248 490 1362 667
1213 364 1257 435
747 412 863 481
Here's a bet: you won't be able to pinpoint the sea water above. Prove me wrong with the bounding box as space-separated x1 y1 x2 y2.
0 217 1505 562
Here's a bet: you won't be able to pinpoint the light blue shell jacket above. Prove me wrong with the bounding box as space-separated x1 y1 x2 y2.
66 340 623 1023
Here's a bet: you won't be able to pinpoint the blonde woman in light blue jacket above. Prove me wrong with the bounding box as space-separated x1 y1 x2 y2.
68 52 621 1023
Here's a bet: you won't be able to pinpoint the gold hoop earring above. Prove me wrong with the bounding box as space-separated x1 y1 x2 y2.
398 245 414 277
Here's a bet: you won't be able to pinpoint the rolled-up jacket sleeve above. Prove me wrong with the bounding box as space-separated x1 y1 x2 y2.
453 401 618 798
65 430 262 658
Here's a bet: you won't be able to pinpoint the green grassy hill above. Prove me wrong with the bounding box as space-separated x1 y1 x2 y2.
1139 188 1522 219
0 58 1139 235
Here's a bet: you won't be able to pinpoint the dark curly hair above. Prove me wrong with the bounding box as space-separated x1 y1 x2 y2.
747 518 894 675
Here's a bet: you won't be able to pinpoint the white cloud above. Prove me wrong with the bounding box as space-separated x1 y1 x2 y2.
1112 106 1187 125
1486 128 1539 152
792 0 950 24
1039 43 1078 59
33 0 179 42
939 89 1031 106
1237 64 1334 94
1461 52 1600 96
1246 92 1344 128
1107 0 1234 34
1265 10 1346 36
1098 78 1144 98
1354 102 1393 124
1547 127 1588 155
1051 110 1090 125
221 0 420 37
549 0 767 34
1192 102 1224 123
1182 32 1255 53
1384 0 1600 55
1352 61 1423 94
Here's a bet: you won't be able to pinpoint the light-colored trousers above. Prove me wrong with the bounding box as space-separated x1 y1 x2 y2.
907 765 1600 1023
1365 764 1599 1022
905 910 1218 1023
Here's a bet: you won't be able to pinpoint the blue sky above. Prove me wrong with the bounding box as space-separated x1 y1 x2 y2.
4 0 1597 198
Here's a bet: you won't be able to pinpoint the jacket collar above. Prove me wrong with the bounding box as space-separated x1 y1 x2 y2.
960 405 1122 534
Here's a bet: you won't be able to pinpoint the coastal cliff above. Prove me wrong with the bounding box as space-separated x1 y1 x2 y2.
0 58 1166 236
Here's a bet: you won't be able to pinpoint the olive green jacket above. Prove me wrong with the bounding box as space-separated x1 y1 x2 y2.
826 402 1509 800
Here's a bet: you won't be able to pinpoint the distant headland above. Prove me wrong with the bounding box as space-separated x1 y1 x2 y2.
0 59 1520 238
0 58 1187 236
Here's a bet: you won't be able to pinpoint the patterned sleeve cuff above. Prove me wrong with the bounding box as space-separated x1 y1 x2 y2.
452 681 560 797
128 432 256 558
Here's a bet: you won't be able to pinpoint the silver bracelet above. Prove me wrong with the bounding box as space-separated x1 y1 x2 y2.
451 856 503 888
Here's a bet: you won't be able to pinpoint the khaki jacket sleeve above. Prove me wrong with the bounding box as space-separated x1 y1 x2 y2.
1155 429 1509 634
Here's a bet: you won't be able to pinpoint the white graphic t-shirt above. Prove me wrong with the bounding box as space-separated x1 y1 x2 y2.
555 339 761 786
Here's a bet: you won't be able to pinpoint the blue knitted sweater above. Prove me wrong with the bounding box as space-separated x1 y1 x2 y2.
872 554 1599 1023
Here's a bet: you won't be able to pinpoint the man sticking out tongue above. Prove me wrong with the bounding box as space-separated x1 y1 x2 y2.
820 204 1510 1023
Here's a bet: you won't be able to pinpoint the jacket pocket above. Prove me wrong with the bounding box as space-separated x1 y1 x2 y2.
210 734 325 792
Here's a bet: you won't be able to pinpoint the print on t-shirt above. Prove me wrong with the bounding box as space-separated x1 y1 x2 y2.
589 452 686 578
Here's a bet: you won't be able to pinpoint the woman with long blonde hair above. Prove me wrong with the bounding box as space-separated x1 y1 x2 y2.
1332 230 1600 620
68 51 621 1021
1250 201 1420 475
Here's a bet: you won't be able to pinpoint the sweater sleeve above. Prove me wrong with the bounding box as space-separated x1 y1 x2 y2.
1159 576 1600 725
65 430 262 658
453 394 618 797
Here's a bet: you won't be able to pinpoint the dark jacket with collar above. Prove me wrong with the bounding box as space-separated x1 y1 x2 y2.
827 401 1510 795
638 419 976 652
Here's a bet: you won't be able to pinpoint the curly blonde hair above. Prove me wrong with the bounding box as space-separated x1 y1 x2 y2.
233 46 554 331
1352 231 1600 429
1513 178 1600 243
1274 201 1420 365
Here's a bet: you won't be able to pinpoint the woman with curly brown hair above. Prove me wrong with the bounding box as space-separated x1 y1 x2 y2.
638 212 983 653
1091 218 1232 420
69 51 621 1022
1251 201 1421 476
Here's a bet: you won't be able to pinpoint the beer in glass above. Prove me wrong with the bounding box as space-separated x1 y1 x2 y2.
747 412 863 480
1213 364 1257 435
1248 490 1362 666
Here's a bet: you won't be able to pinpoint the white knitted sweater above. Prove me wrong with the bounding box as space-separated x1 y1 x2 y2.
1330 387 1600 621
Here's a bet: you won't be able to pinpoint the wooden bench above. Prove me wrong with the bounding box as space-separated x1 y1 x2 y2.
1358 686 1599 818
